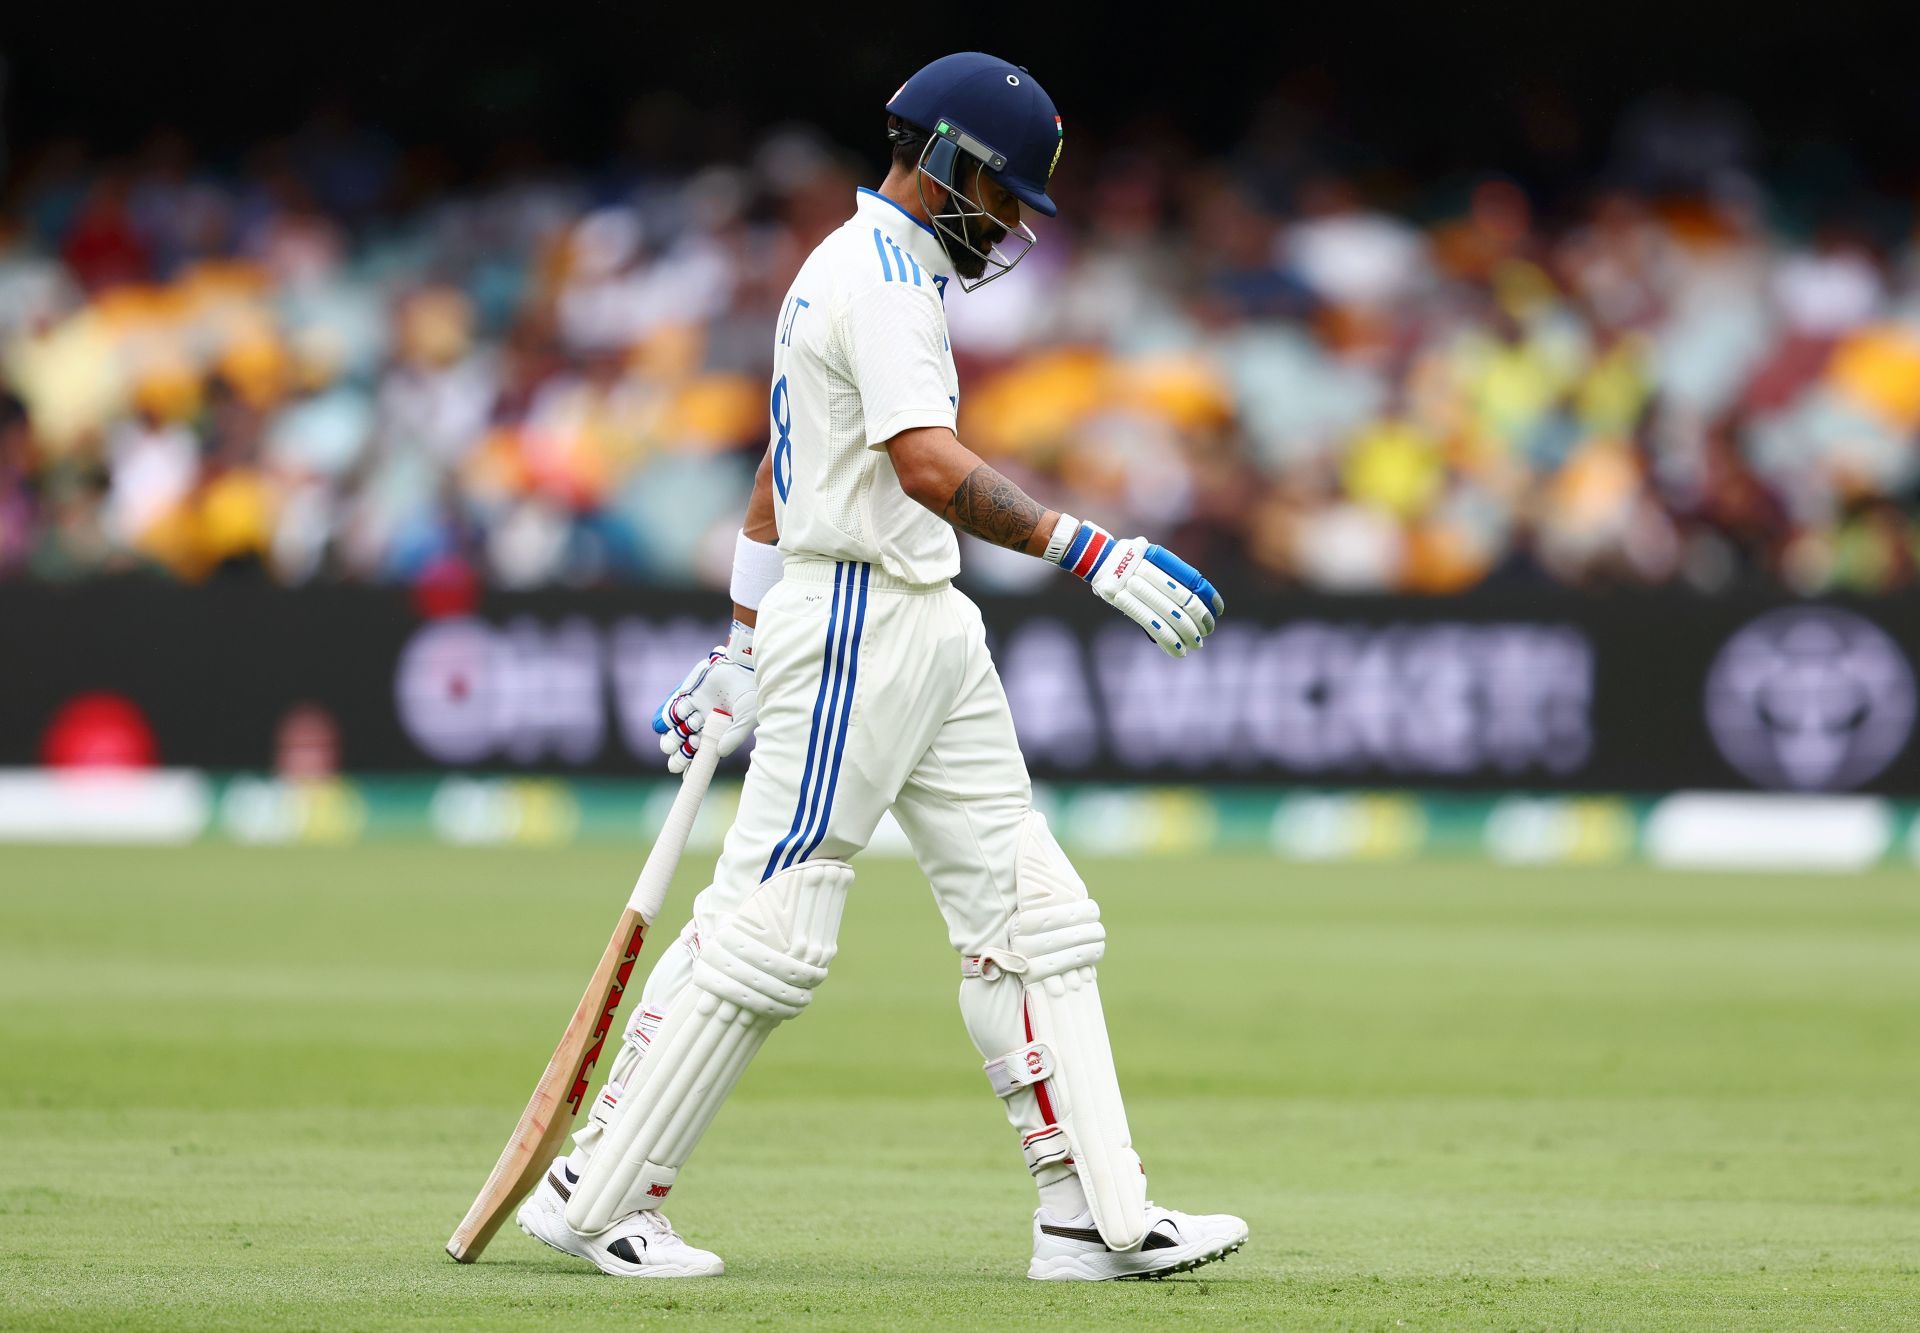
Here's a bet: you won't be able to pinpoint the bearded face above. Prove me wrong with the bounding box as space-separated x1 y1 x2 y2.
912 144 1037 292
953 206 1009 279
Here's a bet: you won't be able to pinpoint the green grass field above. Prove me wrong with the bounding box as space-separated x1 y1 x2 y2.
3 844 1918 1329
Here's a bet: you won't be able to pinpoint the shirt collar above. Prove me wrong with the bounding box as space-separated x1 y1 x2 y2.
854 188 952 292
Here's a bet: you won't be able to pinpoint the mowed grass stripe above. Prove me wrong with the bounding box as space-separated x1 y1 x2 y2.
1 845 1916 1328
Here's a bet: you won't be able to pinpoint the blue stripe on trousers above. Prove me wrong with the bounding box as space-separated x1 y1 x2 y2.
761 562 846 880
783 561 866 872
793 563 871 866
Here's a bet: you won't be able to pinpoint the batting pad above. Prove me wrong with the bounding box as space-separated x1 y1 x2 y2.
1007 811 1148 1251
566 859 851 1234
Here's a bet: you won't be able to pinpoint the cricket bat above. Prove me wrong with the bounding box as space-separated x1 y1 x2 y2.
445 714 727 1262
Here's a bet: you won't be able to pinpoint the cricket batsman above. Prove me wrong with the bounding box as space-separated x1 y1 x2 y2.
516 51 1248 1280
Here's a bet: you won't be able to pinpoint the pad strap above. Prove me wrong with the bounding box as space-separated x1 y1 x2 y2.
1021 1126 1072 1173
984 1040 1056 1098
960 947 1027 981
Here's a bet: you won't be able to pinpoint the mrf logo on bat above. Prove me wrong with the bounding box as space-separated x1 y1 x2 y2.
567 922 647 1113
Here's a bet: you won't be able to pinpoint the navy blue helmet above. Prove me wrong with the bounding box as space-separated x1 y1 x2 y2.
886 52 1062 290
887 52 1061 217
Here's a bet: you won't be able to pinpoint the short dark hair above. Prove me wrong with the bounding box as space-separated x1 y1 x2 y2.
886 114 927 170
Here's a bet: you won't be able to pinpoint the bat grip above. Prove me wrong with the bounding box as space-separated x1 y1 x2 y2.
626 708 727 923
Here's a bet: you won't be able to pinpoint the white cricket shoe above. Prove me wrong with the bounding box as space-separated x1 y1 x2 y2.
1027 1202 1248 1281
516 1161 724 1277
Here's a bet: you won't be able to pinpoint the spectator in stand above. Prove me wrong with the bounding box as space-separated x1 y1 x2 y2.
0 392 36 574
0 103 1915 598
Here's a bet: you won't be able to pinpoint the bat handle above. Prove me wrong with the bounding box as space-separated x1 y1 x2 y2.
626 709 728 923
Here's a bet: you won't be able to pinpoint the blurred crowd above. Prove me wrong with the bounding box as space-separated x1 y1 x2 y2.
3 101 1919 596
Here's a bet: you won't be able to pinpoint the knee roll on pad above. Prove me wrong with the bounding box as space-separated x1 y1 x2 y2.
565 859 851 1234
1012 900 1105 981
693 926 830 1020
980 811 1148 1252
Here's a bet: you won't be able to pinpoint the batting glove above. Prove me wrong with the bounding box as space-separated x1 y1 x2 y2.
1049 517 1224 657
652 620 758 773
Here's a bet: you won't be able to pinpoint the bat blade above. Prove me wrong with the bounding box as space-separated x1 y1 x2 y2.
445 724 723 1263
445 908 647 1262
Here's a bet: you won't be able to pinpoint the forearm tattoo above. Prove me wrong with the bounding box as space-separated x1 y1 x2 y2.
944 464 1045 551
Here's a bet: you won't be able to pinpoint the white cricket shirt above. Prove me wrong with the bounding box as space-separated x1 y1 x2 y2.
766 188 961 585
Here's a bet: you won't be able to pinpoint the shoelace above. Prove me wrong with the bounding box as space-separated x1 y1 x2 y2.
633 1210 678 1241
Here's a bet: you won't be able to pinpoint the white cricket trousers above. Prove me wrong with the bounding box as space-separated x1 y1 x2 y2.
572 556 1080 1205
693 555 1033 948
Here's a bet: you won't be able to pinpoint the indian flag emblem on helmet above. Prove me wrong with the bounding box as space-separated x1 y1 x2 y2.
1048 115 1063 179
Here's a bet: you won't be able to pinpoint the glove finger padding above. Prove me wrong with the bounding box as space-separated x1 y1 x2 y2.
664 692 757 773
653 653 721 740
1057 518 1223 656
1121 583 1198 656
1142 545 1222 633
658 702 705 753
663 721 702 773
1130 579 1205 652
653 631 757 773
1109 585 1190 657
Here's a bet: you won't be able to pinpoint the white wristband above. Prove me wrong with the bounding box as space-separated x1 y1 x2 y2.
1042 512 1080 565
729 530 784 610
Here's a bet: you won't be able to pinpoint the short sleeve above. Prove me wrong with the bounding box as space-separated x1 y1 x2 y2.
843 283 957 449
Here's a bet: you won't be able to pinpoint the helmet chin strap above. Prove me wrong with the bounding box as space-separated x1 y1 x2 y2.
912 135 1038 293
